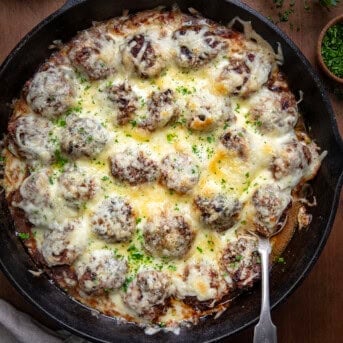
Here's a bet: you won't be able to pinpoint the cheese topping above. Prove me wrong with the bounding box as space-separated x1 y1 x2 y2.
3 7 326 331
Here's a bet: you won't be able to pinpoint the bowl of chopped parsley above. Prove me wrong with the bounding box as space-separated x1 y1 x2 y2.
317 14 343 83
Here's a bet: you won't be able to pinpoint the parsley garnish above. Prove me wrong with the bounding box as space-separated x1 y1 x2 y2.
54 149 68 169
321 23 343 78
18 232 30 240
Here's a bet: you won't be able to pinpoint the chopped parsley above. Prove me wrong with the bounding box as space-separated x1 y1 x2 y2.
196 246 203 253
175 86 193 95
278 8 294 22
321 23 343 78
54 149 68 169
65 105 82 115
273 0 283 7
17 232 30 240
277 257 286 264
319 0 341 8
54 118 66 127
192 144 199 155
122 276 133 292
166 132 177 143
167 265 177 271
206 135 215 143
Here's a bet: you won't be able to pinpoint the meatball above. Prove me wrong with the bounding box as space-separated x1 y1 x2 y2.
143 211 195 258
91 196 135 242
216 48 273 97
121 34 165 77
173 25 227 68
220 128 249 159
109 148 159 185
26 65 75 119
252 184 291 236
41 220 88 267
8 114 58 163
186 94 233 131
17 171 54 228
123 270 172 319
160 152 199 194
177 260 228 305
76 249 128 294
271 140 312 181
68 28 117 80
138 89 178 131
195 194 242 232
59 167 99 208
248 74 298 134
107 81 138 125
220 236 261 289
61 115 110 158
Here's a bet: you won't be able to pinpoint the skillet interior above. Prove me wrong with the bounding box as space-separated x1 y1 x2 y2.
0 0 342 342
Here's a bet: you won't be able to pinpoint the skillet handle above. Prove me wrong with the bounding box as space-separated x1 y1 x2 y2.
61 0 85 10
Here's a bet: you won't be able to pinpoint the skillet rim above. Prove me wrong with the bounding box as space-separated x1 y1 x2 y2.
0 1 342 342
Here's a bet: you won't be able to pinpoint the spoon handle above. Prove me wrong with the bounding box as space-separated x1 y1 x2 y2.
253 237 277 343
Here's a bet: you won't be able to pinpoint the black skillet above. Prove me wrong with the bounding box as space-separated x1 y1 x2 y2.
0 1 342 342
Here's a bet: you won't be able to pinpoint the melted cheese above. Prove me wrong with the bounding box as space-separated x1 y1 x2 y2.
4 7 326 332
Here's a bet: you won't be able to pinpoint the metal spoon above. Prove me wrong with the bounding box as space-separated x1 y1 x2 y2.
252 221 286 343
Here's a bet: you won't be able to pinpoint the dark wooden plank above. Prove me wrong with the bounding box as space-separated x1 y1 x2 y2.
0 1 341 342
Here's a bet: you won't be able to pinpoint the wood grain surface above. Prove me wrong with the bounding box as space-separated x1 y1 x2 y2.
0 1 342 342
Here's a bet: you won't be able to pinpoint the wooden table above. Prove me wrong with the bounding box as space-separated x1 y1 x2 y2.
0 1 342 342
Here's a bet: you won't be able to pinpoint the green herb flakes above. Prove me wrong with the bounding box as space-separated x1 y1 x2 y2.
166 133 177 143
18 232 30 240
321 23 343 78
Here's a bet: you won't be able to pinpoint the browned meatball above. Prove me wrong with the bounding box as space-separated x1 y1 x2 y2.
220 128 249 159
271 140 312 180
109 148 159 185
143 211 195 258
107 81 138 125
138 89 178 131
26 65 75 119
252 184 291 236
123 270 172 319
59 167 99 208
17 170 54 228
195 194 242 232
186 94 233 132
8 114 58 163
91 196 135 242
177 260 228 307
216 48 273 97
219 57 250 96
68 27 117 80
173 25 227 68
41 220 87 267
220 236 261 289
76 249 128 294
61 115 110 158
248 73 298 134
160 152 199 194
121 34 165 77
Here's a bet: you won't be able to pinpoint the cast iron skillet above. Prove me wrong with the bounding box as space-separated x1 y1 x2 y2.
0 0 342 342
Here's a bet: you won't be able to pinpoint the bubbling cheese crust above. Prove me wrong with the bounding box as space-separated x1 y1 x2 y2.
3 6 326 331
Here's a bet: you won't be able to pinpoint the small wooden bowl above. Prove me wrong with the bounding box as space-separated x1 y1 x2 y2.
317 14 343 84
